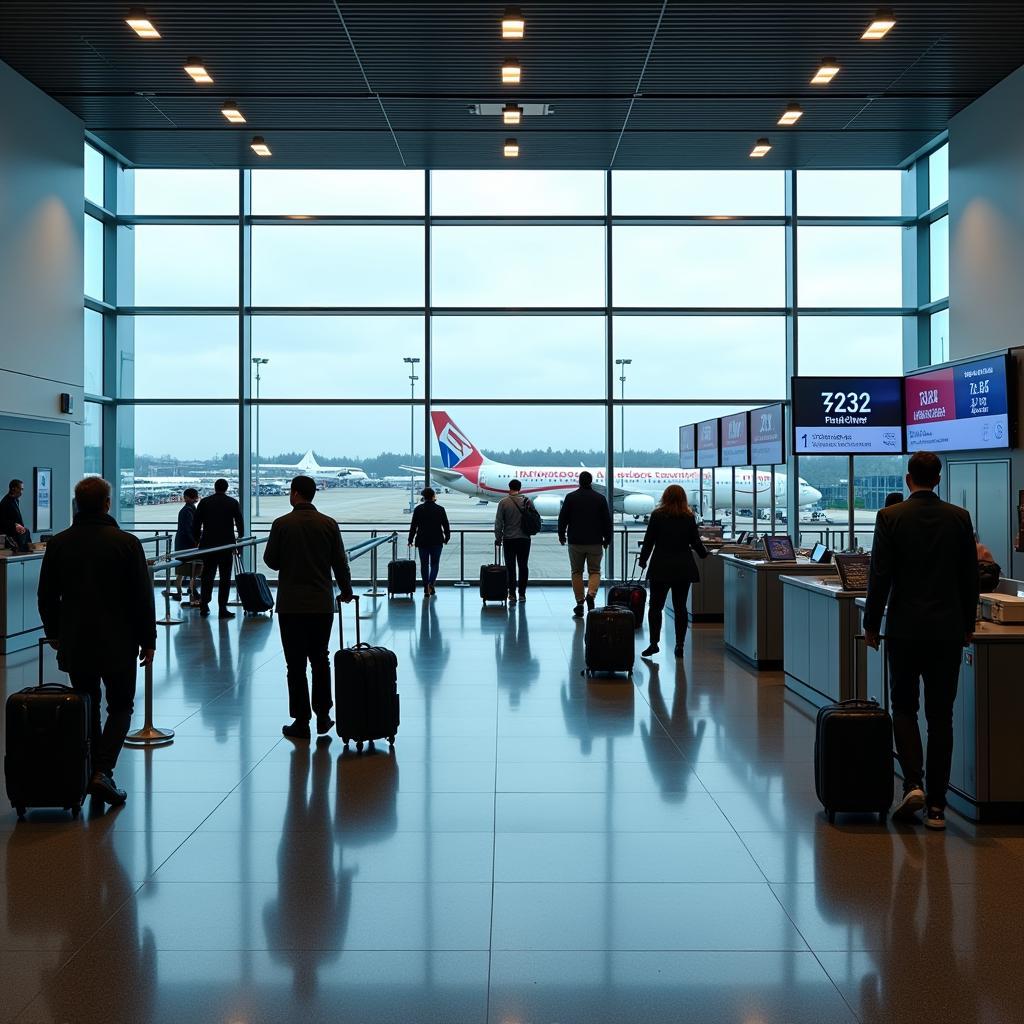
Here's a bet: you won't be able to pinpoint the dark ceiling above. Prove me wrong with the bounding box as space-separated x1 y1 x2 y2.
1 1 1022 169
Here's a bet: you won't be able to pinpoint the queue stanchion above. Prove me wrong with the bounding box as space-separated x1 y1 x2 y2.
364 530 385 597
124 657 174 747
156 558 183 626
226 549 243 607
454 530 471 587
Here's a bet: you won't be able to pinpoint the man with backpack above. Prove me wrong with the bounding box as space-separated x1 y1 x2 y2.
495 479 540 605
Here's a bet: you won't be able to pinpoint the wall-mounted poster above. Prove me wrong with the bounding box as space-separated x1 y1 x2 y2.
34 467 51 533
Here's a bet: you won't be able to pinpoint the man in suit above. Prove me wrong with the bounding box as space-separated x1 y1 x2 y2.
193 478 244 619
37 476 156 806
864 451 978 831
0 478 31 551
263 475 353 740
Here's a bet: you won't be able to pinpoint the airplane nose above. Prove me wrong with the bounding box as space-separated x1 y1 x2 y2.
806 486 822 503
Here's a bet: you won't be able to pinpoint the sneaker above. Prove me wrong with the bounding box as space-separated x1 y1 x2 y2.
572 603 584 618
315 715 334 736
88 771 127 806
925 807 946 830
641 643 659 658
282 721 311 740
893 787 926 819
585 594 596 612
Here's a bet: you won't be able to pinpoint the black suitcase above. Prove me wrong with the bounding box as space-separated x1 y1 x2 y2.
4 639 91 819
607 579 647 629
235 571 274 614
334 596 400 752
480 544 509 605
814 698 894 824
387 557 417 597
584 606 636 675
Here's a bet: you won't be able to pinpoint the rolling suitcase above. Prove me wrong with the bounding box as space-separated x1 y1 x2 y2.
387 552 417 598
480 544 509 606
334 596 400 752
584 605 636 676
607 566 647 629
4 639 91 820
232 552 274 614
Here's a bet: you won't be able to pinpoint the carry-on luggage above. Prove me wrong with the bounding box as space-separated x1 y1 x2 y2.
387 553 417 598
583 605 636 676
607 567 647 629
814 697 893 824
334 596 400 752
480 544 509 606
232 552 274 614
4 639 91 820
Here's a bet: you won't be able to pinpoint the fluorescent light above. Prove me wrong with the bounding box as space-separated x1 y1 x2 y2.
126 7 160 38
811 59 840 84
502 60 521 84
504 137 520 158
250 136 271 156
221 100 246 124
184 58 213 84
862 8 896 40
503 103 522 125
501 7 525 39
750 137 772 158
777 103 803 126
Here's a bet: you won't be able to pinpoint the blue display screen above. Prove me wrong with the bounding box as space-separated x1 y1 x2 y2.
792 377 904 455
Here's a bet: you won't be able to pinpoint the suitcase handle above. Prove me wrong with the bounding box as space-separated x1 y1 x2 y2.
37 637 56 686
336 593 361 647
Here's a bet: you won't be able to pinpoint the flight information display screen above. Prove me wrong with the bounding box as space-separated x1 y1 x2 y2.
720 412 750 467
678 424 696 469
750 403 785 465
905 355 1013 452
696 418 720 468
792 377 904 455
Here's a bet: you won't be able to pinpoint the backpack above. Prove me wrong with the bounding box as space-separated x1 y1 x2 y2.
517 496 542 537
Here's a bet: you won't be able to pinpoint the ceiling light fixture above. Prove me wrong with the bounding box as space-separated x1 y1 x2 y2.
777 103 803 126
502 60 521 84
811 59 840 84
501 7 525 40
221 100 246 124
125 7 160 38
250 136 272 156
862 8 896 40
503 103 522 125
750 137 772 158
184 58 213 84
504 138 520 158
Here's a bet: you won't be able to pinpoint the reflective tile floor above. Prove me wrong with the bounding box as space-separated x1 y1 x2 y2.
3 587 1024 1023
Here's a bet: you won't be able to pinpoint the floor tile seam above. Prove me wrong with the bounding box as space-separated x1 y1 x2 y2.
485 647 500 1024
1 948 78 1024
809 951 869 1024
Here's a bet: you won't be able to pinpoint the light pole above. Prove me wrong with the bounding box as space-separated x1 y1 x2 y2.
403 356 421 514
252 357 269 519
615 358 632 469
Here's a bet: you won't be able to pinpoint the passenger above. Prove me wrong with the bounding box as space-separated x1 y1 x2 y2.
558 470 613 618
976 538 1001 592
638 484 709 658
263 475 354 740
407 487 450 597
172 487 200 601
864 451 978 831
37 476 156 807
883 491 904 508
193 477 244 618
495 478 535 604
0 478 31 551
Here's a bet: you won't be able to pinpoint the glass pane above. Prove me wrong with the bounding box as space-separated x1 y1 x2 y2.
929 216 949 301
612 171 785 215
252 170 424 215
251 316 423 398
930 308 950 365
84 214 103 300
431 171 605 215
928 144 949 208
614 227 785 307
432 316 604 398
252 226 424 306
84 144 104 207
431 227 604 307
85 309 103 395
84 402 102 477
797 171 902 216
613 316 786 398
797 316 905 376
132 226 239 306
797 227 903 308
126 317 238 398
132 170 239 215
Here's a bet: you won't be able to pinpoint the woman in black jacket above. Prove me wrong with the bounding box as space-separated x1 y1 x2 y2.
637 484 709 658
408 488 451 596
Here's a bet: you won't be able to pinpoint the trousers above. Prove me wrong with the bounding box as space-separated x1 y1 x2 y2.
503 538 532 594
417 545 443 586
200 550 234 609
648 580 692 645
69 664 137 776
278 613 334 722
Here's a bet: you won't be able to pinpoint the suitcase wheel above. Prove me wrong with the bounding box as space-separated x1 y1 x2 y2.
387 736 395 747
15 806 26 820
827 810 836 824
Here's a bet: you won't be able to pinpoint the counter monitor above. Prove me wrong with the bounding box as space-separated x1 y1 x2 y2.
762 534 796 562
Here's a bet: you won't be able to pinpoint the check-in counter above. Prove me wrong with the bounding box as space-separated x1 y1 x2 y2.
0 552 44 654
781 574 864 708
720 552 837 669
686 542 756 622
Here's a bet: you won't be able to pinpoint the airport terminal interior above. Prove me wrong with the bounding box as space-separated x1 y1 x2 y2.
3 3 1024 1021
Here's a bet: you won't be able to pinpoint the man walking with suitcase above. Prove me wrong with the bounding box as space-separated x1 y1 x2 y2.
193 477 244 619
37 477 156 806
558 471 614 619
864 451 978 830
495 478 536 604
263 475 354 740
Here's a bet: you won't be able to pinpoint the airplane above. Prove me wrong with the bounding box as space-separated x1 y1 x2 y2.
415 411 822 519
256 450 368 483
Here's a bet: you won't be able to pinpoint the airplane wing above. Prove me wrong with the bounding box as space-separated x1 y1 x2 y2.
399 465 463 483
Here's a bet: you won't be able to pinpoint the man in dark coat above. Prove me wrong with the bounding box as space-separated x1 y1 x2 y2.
37 476 156 805
193 478 245 618
0 478 31 551
557 471 613 618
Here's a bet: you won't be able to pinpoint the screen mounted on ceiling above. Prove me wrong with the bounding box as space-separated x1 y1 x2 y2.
696 418 720 468
678 424 696 469
792 377 904 455
750 403 785 465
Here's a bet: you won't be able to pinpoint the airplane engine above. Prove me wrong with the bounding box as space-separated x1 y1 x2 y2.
622 493 656 518
531 494 564 518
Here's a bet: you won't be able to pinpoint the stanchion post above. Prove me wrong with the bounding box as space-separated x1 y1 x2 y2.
156 558 182 626
454 529 471 587
364 530 385 597
124 658 174 747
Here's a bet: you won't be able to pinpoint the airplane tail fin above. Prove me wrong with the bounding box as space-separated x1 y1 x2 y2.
296 450 320 473
430 411 489 470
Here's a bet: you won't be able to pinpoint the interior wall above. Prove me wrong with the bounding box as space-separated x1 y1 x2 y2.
0 415 71 535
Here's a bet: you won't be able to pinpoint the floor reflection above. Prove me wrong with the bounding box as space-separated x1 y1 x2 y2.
495 604 539 708
642 659 702 796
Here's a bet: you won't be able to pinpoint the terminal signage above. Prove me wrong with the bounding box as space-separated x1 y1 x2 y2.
905 354 1012 452
696 418 720 468
678 424 696 469
750 403 785 465
720 412 750 467
792 377 904 455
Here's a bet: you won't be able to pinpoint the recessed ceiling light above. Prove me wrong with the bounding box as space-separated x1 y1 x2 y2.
777 103 803 126
250 136 272 156
750 137 772 158
811 59 840 85
862 8 896 40
184 58 213 84
503 103 522 125
126 6 160 38
504 138 520 158
502 60 521 84
221 100 246 124
501 7 525 40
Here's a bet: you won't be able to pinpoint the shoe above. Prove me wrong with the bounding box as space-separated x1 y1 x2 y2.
88 771 127 806
642 643 659 657
219 608 236 619
925 807 946 830
199 603 210 617
519 591 526 603
282 721 311 740
674 645 685 657
509 592 518 605
572 603 584 618
893 787 926 820
585 594 596 612
316 715 334 736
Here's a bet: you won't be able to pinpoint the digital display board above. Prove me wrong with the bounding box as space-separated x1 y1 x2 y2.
678 424 696 469
905 354 1013 452
792 377 904 455
720 412 750 467
750 403 785 465
696 418 720 468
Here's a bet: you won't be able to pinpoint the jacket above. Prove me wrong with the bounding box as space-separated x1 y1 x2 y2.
863 490 978 641
0 493 28 543
495 494 532 542
193 492 244 549
558 485 613 546
174 502 197 552
263 503 352 614
638 510 709 583
37 512 157 672
408 501 451 548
